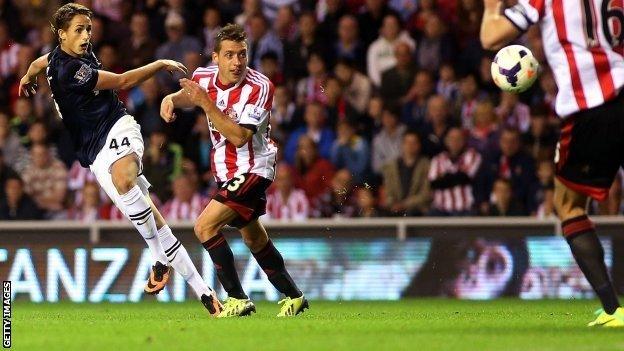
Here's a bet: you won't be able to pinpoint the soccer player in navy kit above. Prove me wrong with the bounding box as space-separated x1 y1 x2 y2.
18 3 222 316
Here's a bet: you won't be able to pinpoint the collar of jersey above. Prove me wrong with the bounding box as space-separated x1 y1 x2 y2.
212 68 248 92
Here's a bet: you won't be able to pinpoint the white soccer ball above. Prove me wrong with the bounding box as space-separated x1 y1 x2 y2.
491 45 540 93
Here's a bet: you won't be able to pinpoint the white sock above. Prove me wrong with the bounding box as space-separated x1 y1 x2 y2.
120 185 168 264
157 225 212 299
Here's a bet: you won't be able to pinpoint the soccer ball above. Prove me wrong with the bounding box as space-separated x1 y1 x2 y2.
491 45 540 93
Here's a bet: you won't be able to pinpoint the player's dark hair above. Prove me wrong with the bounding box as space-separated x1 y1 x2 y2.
50 3 93 42
214 23 247 53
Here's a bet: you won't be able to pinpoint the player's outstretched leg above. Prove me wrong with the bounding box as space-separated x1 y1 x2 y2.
110 155 170 295
554 179 623 327
195 200 255 318
146 199 222 317
241 220 308 317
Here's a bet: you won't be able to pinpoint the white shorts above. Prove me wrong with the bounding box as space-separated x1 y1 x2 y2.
89 115 151 216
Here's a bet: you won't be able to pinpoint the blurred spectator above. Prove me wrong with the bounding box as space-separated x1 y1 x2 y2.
66 181 103 222
200 7 222 56
522 104 557 161
314 168 357 218
406 0 437 34
382 131 431 216
537 67 558 117
0 150 18 199
317 0 347 43
285 11 322 80
380 41 417 107
0 21 20 96
235 0 262 30
295 52 328 106
484 178 526 216
323 76 362 132
496 92 531 133
0 176 43 220
420 95 454 157
67 160 100 207
266 163 310 220
363 96 384 129
536 187 556 219
274 5 298 42
534 159 555 217
162 174 209 221
0 112 26 170
89 16 106 53
367 13 416 87
155 12 202 92
271 85 297 142
476 128 538 215
183 114 213 187
334 57 372 114
414 14 454 73
259 51 284 85
436 64 459 101
330 119 371 184
401 70 435 129
247 13 284 69
372 106 406 174
142 129 183 202
389 0 418 22
455 0 483 74
128 78 163 138
11 97 35 145
429 128 482 216
293 135 335 203
285 102 335 164
357 0 400 47
354 187 382 217
453 73 484 130
127 12 159 68
330 14 366 71
467 100 500 156
21 144 68 215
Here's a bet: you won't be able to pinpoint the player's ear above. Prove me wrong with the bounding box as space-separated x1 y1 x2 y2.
212 51 218 64
58 29 67 42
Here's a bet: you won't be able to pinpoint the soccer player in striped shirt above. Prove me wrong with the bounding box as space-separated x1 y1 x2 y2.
481 0 624 327
161 24 308 317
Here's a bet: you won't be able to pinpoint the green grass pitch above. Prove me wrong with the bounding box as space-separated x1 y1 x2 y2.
12 299 624 351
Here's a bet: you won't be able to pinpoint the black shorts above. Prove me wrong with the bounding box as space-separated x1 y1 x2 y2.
555 90 624 201
213 173 272 229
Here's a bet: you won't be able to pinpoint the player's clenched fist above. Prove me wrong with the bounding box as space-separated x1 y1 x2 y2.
180 78 211 107
160 95 176 122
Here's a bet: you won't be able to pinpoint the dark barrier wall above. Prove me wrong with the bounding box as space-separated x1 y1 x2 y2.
0 219 621 301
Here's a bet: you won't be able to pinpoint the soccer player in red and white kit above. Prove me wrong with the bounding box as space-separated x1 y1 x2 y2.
481 0 624 326
160 24 308 318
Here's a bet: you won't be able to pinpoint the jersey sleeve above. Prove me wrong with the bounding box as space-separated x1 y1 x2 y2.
59 59 99 93
238 81 274 131
503 0 545 32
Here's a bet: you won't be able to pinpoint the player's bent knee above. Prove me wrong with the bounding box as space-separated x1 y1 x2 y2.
193 216 221 242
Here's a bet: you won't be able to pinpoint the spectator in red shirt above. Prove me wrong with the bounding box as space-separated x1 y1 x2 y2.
293 135 335 203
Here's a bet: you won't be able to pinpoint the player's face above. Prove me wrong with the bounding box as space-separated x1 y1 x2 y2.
213 40 247 85
59 14 92 57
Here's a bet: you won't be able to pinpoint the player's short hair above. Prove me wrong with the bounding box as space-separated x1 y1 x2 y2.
51 3 93 41
214 23 247 53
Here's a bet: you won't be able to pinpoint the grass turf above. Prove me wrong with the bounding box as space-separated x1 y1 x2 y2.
11 299 624 351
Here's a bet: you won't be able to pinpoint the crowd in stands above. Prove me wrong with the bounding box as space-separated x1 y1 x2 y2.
0 0 620 221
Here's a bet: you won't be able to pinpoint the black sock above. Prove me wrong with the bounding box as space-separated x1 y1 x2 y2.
563 215 620 314
252 240 302 299
202 233 247 299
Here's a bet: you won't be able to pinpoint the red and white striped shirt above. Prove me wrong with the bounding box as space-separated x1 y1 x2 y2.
161 194 209 221
504 0 624 117
192 65 278 183
265 188 310 221
428 148 482 213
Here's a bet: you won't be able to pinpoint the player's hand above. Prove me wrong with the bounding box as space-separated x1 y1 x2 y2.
159 59 188 76
18 74 37 97
160 95 176 123
483 0 502 12
179 78 210 107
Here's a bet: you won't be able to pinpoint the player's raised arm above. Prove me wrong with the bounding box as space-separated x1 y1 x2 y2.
95 59 187 91
179 78 253 148
18 53 49 97
480 0 521 50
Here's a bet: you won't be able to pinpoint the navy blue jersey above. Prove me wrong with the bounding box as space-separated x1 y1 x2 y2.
46 45 127 166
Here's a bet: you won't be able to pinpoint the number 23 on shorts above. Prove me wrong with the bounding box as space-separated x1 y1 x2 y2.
225 174 246 192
